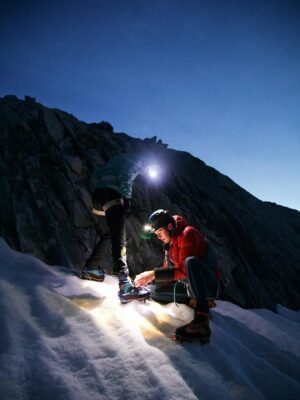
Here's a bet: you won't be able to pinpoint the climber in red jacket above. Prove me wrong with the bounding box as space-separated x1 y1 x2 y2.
134 209 221 343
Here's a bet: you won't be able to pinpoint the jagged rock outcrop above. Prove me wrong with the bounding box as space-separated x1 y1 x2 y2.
1 95 299 310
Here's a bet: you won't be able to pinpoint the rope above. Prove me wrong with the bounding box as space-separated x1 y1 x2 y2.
173 280 187 307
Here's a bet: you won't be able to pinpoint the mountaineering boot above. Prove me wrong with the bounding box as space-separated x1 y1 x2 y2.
174 301 211 344
118 272 151 304
119 284 151 304
80 267 105 282
174 312 211 344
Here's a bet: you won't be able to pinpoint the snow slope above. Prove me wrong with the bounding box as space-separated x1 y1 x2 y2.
0 238 299 400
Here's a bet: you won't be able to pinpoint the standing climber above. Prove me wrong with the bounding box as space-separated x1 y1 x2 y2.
81 152 157 303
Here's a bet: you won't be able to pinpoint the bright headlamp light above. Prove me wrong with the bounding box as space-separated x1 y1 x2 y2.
146 165 159 179
143 223 154 233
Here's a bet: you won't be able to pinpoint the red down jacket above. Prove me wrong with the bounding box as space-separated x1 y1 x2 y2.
154 215 209 281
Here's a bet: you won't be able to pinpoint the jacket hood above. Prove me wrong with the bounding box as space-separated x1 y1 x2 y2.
173 215 189 235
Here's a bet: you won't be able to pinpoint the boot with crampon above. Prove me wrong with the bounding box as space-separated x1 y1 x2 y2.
174 301 211 344
118 271 151 304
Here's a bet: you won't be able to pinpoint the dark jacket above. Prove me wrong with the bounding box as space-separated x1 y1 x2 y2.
90 153 146 199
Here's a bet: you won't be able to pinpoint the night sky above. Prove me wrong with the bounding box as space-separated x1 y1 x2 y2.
1 0 299 210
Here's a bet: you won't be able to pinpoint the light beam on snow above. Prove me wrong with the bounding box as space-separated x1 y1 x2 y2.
77 276 190 340
56 273 193 343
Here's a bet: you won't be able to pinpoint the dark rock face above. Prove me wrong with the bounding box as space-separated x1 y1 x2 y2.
0 95 299 310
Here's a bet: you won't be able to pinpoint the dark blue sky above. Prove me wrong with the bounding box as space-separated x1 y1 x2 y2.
1 0 299 210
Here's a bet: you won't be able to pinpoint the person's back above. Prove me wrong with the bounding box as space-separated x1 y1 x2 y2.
90 153 146 199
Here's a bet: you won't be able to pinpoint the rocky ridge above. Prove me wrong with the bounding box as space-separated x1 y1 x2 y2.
0 95 299 310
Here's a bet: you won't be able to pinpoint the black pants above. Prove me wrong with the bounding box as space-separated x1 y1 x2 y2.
86 188 127 275
149 256 219 305
148 280 189 304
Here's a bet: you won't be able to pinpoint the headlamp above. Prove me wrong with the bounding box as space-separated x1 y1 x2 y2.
146 165 159 179
143 223 154 233
140 223 155 240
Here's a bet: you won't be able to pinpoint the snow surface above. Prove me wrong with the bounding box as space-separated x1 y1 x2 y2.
0 238 299 400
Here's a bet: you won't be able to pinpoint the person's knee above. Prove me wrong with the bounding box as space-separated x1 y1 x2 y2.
185 256 201 273
185 257 205 295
